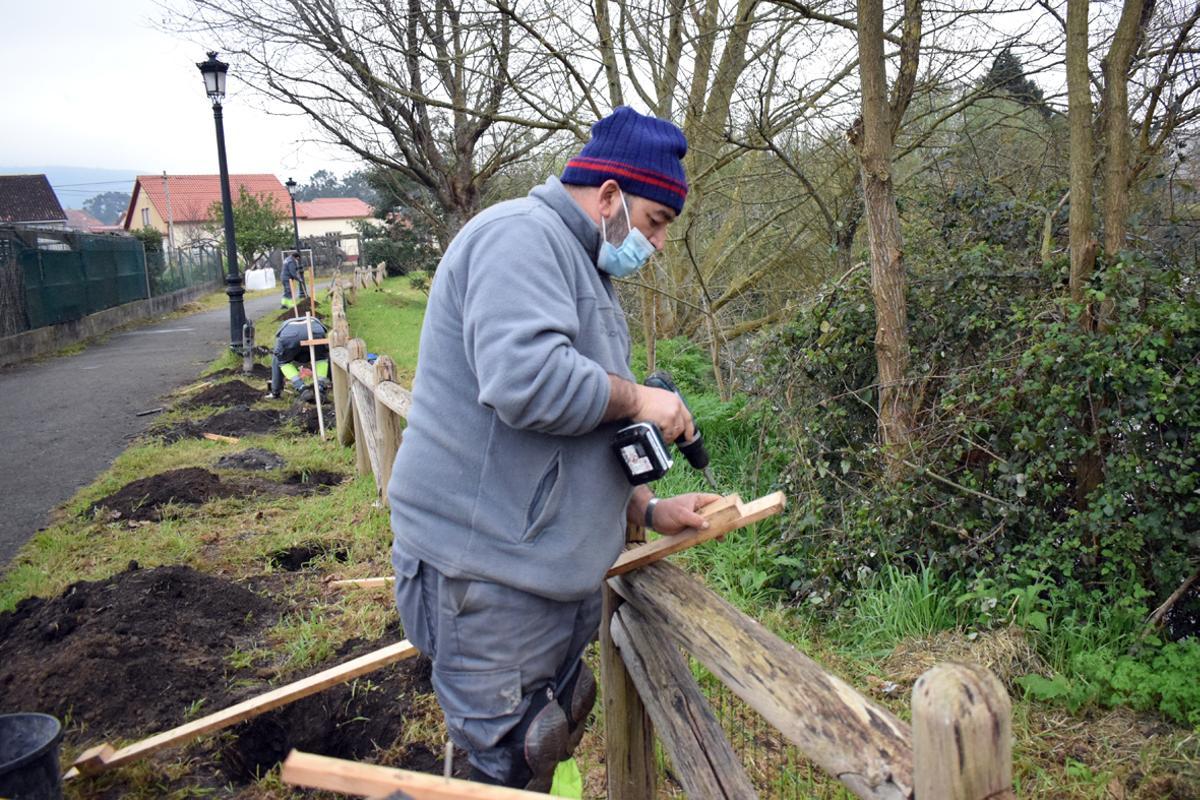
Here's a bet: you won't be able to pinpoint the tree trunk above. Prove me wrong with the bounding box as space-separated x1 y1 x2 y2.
851 0 918 466
1102 0 1150 265
1067 0 1097 312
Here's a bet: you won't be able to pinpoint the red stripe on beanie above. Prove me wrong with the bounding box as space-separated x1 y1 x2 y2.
568 156 688 193
564 159 688 201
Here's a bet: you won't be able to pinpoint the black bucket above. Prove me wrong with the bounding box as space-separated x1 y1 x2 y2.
0 713 63 800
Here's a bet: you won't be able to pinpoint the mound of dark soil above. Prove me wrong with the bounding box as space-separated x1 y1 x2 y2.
0 567 456 789
92 466 343 522
184 380 265 409
91 467 246 521
155 406 283 443
291 401 336 435
210 363 272 381
216 448 286 471
274 299 321 320
0 565 278 740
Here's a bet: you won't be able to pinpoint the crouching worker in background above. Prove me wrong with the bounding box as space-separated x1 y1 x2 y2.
267 315 330 402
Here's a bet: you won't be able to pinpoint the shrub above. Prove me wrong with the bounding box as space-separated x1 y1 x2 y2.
753 246 1200 621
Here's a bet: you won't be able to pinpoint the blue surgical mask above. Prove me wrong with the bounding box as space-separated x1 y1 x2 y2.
598 194 655 278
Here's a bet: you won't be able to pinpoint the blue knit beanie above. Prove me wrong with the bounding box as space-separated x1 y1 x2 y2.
561 107 689 214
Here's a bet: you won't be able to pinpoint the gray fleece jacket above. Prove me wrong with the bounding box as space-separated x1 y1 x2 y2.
387 177 636 601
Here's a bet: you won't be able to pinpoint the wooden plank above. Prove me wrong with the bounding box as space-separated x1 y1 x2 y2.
912 663 1013 800
202 432 239 444
374 356 403 508
330 577 394 589
301 337 330 346
608 562 913 800
611 604 757 799
331 346 355 447
349 367 381 482
69 641 417 777
601 583 656 800
282 750 550 798
329 492 783 592
606 492 784 577
345 339 375 479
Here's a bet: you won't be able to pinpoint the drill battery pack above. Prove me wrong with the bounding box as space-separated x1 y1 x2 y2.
611 421 673 485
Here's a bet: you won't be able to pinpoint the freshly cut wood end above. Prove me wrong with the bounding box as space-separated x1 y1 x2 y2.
71 742 115 774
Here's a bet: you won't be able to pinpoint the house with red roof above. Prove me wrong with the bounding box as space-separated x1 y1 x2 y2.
122 175 373 258
295 197 374 260
123 174 291 249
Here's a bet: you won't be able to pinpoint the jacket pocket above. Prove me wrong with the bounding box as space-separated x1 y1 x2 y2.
523 450 564 544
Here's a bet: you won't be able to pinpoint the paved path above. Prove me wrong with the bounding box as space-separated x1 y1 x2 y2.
0 293 284 567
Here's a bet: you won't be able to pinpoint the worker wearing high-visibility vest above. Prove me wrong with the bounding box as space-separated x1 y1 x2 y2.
266 315 328 402
280 251 307 309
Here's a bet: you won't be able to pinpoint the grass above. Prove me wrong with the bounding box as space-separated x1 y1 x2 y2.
341 276 427 384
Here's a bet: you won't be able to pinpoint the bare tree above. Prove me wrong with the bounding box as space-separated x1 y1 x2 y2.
171 0 586 246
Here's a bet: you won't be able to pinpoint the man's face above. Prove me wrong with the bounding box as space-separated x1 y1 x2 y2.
626 196 677 252
599 181 677 252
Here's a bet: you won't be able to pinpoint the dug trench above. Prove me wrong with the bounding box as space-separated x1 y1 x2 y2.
0 563 467 793
153 378 335 444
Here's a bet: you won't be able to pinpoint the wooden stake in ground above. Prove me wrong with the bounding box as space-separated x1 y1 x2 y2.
67 641 417 779
303 313 327 440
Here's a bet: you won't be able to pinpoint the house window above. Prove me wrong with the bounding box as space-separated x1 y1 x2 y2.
141 208 150 226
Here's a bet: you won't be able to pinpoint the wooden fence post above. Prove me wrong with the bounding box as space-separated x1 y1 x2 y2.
373 355 402 504
601 523 656 800
609 604 756 799
346 338 372 477
330 326 354 448
912 663 1014 800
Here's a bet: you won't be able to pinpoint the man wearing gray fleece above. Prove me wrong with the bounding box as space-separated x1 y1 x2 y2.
387 107 718 790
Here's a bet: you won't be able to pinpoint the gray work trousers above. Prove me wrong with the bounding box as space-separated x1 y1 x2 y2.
392 552 601 781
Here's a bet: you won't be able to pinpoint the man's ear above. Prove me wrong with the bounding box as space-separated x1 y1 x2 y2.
596 180 622 217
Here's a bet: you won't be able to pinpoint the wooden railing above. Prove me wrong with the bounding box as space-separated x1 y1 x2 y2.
327 271 411 501
323 271 1015 800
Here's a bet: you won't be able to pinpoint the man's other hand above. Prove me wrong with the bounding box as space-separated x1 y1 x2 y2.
650 492 722 535
633 384 694 443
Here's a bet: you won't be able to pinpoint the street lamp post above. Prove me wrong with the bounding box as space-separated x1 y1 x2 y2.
197 51 246 352
285 178 302 256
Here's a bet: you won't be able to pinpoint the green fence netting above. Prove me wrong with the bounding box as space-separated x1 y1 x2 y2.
0 227 223 335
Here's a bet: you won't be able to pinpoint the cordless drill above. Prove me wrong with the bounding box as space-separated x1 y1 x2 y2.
610 371 718 489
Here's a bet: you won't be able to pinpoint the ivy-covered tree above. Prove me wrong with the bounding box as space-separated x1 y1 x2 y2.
206 187 291 270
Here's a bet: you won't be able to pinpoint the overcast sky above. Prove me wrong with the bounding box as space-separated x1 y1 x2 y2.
1 1 350 192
